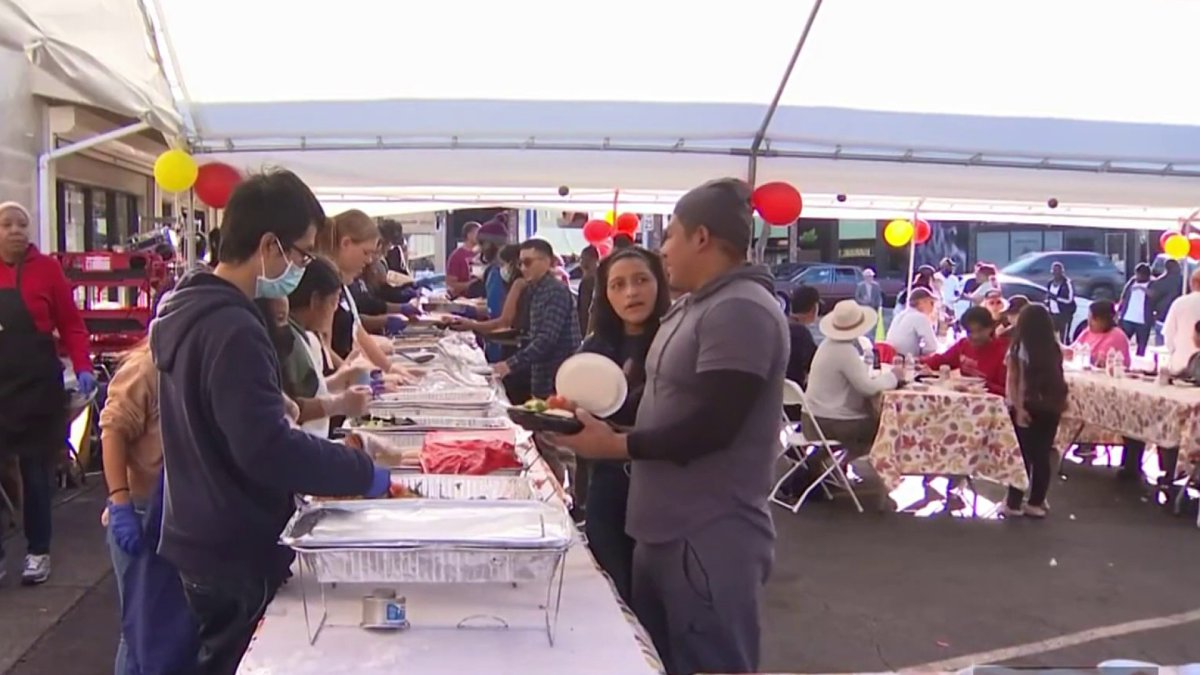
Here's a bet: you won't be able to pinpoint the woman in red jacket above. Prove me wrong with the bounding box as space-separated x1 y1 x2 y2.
0 201 94 585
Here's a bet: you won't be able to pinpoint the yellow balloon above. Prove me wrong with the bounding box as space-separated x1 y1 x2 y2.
154 149 199 193
884 219 914 247
604 210 616 224
1164 233 1190 260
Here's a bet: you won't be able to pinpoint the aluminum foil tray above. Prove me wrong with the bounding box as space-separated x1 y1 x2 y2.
280 499 571 550
375 387 496 405
388 473 539 500
294 546 565 584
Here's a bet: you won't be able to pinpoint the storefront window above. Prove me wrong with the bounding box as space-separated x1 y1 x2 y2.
62 183 85 252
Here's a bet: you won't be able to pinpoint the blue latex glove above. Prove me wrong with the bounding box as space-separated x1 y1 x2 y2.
384 315 408 336
397 304 421 318
107 501 143 556
76 371 97 396
364 467 392 499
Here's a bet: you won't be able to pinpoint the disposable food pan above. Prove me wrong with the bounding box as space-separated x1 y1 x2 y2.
280 498 571 646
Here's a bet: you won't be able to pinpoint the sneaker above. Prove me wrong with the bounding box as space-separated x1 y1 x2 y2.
21 554 50 585
1023 504 1048 519
1002 504 1024 518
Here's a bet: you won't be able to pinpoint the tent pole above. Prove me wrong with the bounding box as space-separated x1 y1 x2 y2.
37 120 151 251
748 0 824 264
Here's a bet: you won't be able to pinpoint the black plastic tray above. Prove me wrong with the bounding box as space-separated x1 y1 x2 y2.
505 407 583 434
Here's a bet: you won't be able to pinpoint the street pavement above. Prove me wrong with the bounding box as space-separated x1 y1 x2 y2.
3 457 1200 673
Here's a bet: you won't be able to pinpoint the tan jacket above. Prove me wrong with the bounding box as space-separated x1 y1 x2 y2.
98 347 162 503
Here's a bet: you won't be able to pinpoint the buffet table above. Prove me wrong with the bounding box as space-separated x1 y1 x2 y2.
237 331 664 675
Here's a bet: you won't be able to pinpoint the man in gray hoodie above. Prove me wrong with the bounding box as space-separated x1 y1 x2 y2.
554 178 788 675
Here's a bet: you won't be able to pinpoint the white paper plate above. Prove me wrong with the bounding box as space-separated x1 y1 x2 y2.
555 353 628 417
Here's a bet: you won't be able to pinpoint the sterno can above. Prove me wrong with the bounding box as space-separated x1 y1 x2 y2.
361 588 409 630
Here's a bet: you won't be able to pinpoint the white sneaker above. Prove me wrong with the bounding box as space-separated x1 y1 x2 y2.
21 554 50 585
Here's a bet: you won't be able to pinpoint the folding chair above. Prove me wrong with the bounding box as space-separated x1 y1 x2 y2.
769 379 864 514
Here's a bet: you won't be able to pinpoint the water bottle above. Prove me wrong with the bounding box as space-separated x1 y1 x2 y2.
904 354 917 381
1080 342 1091 369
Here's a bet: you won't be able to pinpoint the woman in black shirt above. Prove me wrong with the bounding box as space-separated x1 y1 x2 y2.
575 247 671 604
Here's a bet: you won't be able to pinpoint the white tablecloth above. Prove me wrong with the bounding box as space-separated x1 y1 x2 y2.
237 543 661 675
240 336 662 674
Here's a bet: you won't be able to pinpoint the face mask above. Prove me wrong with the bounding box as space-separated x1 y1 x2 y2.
501 267 514 282
256 241 305 299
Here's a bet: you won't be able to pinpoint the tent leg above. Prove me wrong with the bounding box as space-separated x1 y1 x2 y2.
37 121 152 251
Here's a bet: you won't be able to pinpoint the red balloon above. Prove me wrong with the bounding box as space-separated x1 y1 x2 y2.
194 162 242 209
1189 235 1200 261
582 219 613 244
596 240 613 257
913 218 932 245
751 182 802 225
614 212 640 236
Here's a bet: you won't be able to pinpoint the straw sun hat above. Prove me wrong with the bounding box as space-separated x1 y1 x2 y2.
819 299 878 342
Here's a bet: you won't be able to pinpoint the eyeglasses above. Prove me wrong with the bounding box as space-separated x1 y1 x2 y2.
518 256 543 268
288 243 316 267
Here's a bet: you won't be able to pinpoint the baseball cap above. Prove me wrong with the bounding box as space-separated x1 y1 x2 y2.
672 178 754 253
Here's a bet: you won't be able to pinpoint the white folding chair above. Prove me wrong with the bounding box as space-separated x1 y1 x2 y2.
769 379 864 513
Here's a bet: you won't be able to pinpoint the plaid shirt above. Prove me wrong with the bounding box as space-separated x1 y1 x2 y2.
506 275 581 398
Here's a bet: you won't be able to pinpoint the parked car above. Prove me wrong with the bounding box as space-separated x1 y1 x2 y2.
999 251 1124 301
951 273 1091 341
775 264 905 312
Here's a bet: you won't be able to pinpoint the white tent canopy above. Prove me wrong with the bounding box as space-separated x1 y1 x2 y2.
6 0 1200 222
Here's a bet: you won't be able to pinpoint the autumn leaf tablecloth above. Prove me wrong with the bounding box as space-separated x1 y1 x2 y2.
869 388 1028 491
1058 371 1200 470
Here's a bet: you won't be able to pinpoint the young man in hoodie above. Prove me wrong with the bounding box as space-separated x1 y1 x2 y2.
151 169 392 675
552 178 788 675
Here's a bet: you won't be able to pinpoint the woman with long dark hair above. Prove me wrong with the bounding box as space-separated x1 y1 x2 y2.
576 247 670 603
1004 303 1068 518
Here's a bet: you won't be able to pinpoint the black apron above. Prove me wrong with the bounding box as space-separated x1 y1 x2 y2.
0 254 68 459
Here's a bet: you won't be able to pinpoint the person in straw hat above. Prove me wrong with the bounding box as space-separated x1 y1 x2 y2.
804 299 904 461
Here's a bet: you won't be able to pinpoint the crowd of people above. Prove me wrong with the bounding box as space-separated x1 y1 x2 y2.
7 168 1200 675
782 252 1200 517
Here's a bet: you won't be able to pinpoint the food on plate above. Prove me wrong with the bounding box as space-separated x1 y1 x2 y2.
543 408 575 419
421 430 521 475
522 396 575 414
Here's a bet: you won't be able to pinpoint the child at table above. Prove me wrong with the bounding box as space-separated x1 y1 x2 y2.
1003 304 1068 519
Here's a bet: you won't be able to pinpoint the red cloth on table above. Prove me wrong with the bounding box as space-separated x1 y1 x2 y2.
421 429 520 475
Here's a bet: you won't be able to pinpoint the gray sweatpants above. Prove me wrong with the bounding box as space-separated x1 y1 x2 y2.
631 517 774 675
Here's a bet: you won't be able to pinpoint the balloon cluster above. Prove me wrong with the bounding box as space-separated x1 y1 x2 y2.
883 218 932 247
153 149 243 209
582 212 640 255
1160 231 1200 261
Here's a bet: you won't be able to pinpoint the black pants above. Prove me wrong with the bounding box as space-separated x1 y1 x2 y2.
1121 320 1151 356
1051 313 1072 344
1121 438 1180 481
0 454 54 557
180 572 280 675
1006 411 1060 509
585 461 633 604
